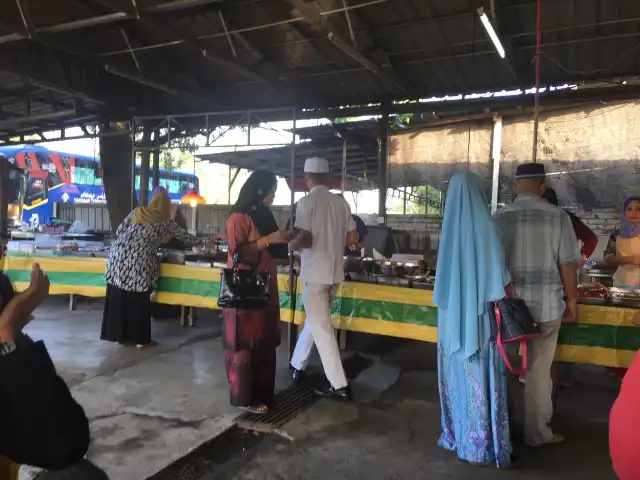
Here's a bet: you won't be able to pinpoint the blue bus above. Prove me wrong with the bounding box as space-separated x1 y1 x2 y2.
0 145 199 229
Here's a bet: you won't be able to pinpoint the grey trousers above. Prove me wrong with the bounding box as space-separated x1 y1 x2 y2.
522 318 562 446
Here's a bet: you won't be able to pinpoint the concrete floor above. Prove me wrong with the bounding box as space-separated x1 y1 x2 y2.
204 340 620 480
15 299 622 479
17 297 293 480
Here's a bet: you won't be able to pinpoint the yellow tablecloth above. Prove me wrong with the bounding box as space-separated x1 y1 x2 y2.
3 254 638 367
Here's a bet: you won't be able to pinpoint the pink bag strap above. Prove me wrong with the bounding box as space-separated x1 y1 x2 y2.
494 304 528 376
505 282 517 298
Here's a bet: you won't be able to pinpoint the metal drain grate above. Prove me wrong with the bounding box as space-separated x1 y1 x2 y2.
237 383 318 433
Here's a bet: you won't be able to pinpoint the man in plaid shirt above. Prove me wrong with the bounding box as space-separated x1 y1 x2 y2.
493 163 580 448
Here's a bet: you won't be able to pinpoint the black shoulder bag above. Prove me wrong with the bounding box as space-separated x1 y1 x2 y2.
493 284 541 375
217 252 270 309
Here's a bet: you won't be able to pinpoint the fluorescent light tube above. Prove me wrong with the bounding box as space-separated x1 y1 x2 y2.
477 8 506 59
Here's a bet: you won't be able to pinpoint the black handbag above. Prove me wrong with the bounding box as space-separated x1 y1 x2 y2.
493 284 541 375
217 253 270 309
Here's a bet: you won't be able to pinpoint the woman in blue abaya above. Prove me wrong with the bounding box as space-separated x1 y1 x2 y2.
433 172 512 468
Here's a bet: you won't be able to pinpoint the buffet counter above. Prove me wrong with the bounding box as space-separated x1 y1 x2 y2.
0 254 297 324
3 254 639 368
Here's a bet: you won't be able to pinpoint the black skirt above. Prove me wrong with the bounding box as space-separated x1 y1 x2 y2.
101 283 152 345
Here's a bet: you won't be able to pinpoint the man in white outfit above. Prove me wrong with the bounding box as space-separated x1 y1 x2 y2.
289 157 358 400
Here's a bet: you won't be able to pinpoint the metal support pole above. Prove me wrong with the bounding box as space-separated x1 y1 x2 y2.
139 127 151 205
228 166 233 205
377 100 391 225
341 137 347 193
288 108 298 362
491 116 503 214
152 147 160 187
190 205 197 235
403 187 407 214
532 0 542 163
247 112 252 146
130 117 136 210
339 136 348 351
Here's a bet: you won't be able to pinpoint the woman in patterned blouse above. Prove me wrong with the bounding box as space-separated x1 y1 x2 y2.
101 189 201 348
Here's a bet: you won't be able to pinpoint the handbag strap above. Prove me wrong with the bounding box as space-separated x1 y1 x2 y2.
494 304 528 376
505 282 517 298
232 247 262 272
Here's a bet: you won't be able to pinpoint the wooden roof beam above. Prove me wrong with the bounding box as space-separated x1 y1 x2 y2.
0 40 144 111
83 0 289 98
213 11 324 105
286 0 406 94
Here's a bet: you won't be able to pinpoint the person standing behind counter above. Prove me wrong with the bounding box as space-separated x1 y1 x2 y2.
336 194 368 257
603 196 640 380
542 187 598 264
289 157 358 400
605 196 640 287
101 189 204 348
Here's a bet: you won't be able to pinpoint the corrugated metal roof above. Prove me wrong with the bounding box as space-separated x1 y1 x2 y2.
197 119 380 188
1 0 640 135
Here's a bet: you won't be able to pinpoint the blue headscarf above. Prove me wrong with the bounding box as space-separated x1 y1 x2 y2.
433 172 510 358
619 196 640 239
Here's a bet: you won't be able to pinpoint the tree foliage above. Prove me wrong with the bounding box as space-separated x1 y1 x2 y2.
389 185 443 215
160 136 198 172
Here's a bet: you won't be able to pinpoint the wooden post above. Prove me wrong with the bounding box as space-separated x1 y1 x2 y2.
101 122 136 232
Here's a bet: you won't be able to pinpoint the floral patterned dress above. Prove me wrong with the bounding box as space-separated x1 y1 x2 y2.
101 211 199 345
437 312 512 468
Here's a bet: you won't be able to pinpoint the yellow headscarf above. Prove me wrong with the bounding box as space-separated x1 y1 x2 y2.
131 190 171 225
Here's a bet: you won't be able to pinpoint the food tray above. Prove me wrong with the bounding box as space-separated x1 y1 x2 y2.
346 273 376 284
412 282 434 290
185 261 212 268
376 277 410 287
577 297 608 306
610 287 640 295
610 298 640 308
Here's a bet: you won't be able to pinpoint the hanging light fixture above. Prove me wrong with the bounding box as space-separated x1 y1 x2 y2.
180 186 206 208
477 7 506 58
180 152 206 207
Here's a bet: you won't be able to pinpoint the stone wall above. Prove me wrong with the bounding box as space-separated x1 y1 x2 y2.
359 210 620 262
359 214 443 233
360 210 619 235
576 210 619 236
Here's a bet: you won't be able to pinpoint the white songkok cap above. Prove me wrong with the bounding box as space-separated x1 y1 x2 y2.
304 157 330 174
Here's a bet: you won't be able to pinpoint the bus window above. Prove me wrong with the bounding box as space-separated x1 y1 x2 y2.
72 157 99 186
73 167 97 186
36 153 64 188
7 170 21 204
26 177 46 206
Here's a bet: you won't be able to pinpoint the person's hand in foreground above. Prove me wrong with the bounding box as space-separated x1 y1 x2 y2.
0 263 49 342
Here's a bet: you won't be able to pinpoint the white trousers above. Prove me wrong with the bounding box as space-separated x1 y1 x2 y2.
290 282 348 389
